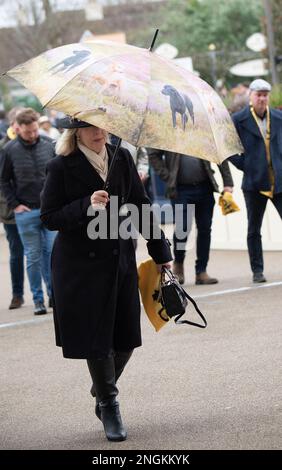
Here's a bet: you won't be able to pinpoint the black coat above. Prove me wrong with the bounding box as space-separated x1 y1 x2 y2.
230 106 282 193
0 135 55 209
148 149 233 199
40 144 172 359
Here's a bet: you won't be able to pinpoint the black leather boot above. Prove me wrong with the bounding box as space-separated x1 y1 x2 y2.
86 356 127 441
114 350 133 383
88 350 133 421
100 398 127 442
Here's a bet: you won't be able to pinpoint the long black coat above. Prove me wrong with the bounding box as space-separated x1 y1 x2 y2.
40 144 172 359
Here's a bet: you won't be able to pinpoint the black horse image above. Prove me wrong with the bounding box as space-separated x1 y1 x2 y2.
49 50 91 74
162 85 194 131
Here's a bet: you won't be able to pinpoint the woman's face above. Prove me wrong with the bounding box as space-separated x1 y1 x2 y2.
77 126 107 153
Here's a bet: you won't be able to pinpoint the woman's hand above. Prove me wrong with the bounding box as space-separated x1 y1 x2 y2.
156 262 171 273
90 190 110 210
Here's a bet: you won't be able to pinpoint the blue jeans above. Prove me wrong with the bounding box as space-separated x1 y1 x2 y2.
3 223 24 297
171 182 215 274
15 209 57 304
243 191 282 273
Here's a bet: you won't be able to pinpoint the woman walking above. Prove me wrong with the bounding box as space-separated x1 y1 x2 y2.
40 117 172 442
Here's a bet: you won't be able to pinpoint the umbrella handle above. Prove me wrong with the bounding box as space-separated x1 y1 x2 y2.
103 137 122 192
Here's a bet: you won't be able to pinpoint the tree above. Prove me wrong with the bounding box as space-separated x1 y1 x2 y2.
270 0 282 80
0 0 85 69
148 0 264 85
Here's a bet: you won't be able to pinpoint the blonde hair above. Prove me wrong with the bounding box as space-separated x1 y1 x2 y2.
55 127 110 156
55 129 77 156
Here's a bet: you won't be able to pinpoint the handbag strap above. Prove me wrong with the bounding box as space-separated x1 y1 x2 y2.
174 289 207 328
162 267 207 328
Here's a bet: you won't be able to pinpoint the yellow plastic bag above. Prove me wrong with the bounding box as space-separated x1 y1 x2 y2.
218 191 240 215
138 259 170 332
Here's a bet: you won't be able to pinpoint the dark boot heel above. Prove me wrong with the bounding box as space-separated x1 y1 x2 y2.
100 398 127 442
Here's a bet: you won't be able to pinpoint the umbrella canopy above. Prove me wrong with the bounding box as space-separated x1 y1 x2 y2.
6 40 243 164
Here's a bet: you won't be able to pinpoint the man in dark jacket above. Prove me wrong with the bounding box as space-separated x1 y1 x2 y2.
0 108 56 314
148 149 233 285
0 107 25 309
229 79 282 283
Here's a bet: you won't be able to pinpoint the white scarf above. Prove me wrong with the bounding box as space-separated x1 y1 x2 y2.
78 142 108 181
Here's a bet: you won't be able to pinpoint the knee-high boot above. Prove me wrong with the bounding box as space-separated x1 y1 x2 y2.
86 356 127 442
89 350 133 396
114 350 133 382
88 350 133 417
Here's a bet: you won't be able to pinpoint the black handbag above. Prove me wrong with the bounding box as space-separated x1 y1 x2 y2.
158 267 207 328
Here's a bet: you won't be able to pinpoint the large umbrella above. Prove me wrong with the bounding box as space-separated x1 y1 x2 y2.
4 33 242 175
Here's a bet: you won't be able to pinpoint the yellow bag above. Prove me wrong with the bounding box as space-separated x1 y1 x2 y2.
218 191 240 215
138 259 170 332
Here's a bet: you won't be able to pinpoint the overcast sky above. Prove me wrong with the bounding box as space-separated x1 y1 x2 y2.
0 0 87 27
0 0 156 27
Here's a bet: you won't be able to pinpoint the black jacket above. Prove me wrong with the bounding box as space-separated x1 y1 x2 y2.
0 135 55 209
0 134 14 223
230 106 282 193
40 144 172 359
148 149 234 199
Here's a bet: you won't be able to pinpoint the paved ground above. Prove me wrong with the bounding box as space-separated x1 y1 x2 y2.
1 232 282 450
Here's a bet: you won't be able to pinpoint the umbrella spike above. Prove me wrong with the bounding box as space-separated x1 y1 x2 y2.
149 29 159 52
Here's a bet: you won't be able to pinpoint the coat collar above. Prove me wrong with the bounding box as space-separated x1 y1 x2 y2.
17 134 40 148
238 106 280 140
64 143 121 192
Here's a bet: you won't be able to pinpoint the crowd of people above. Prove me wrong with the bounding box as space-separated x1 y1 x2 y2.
0 77 281 442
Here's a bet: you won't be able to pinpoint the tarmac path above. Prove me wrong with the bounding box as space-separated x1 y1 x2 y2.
1 235 281 450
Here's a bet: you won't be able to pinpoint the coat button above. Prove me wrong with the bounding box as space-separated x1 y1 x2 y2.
113 249 119 255
89 252 96 258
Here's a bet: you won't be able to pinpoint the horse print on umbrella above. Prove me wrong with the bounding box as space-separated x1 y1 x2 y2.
49 50 91 74
162 85 194 131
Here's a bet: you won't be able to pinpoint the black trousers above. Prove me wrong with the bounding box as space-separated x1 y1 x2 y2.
243 191 282 273
171 182 215 274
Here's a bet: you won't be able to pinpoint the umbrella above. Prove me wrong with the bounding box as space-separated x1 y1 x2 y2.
4 32 242 172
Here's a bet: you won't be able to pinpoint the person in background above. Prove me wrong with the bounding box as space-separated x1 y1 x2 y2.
230 79 282 283
109 135 149 183
40 118 172 442
148 148 233 285
0 110 8 139
0 107 25 309
230 82 250 113
0 108 56 314
38 115 61 141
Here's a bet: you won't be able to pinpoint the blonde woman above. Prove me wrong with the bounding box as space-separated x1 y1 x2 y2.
40 117 171 442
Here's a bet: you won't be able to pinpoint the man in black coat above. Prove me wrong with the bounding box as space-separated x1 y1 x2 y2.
229 79 282 283
148 149 233 285
0 108 56 314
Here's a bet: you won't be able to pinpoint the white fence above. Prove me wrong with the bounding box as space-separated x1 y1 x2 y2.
211 165 282 251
